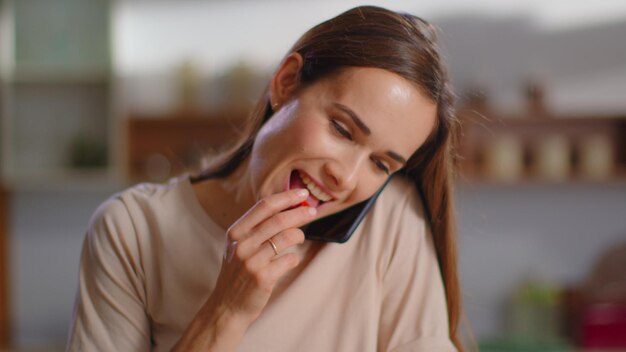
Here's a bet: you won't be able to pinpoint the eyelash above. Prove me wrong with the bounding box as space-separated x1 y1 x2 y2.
330 119 390 175
371 157 390 175
331 119 352 140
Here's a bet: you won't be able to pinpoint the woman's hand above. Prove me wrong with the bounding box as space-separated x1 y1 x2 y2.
211 187 316 322
174 188 316 351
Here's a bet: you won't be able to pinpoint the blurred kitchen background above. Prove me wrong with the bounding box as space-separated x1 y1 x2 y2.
1 0 626 351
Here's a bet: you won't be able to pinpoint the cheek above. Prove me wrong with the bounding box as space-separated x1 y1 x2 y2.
254 114 330 169
256 116 304 155
336 178 385 210
288 117 335 154
326 182 383 216
286 123 312 151
354 183 382 202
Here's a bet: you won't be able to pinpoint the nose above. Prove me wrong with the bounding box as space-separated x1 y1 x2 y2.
322 151 368 191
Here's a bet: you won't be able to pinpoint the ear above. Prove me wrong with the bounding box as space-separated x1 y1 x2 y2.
269 53 304 110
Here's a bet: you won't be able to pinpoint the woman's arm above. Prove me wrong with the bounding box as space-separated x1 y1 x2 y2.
67 199 151 351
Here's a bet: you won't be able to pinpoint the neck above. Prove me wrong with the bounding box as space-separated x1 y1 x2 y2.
192 159 255 230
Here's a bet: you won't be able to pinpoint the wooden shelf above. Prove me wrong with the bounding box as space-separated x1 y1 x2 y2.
127 111 248 182
457 103 626 184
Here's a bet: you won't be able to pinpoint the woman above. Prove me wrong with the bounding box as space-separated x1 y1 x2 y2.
68 6 463 351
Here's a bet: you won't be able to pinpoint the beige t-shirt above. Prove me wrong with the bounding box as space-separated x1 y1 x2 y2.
67 175 456 352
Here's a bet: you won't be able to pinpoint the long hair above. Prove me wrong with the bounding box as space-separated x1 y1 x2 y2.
191 6 464 350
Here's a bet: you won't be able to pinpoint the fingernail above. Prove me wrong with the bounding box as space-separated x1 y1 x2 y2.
307 207 317 216
297 189 309 197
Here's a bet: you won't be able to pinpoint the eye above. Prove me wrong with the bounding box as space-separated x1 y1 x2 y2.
371 157 391 175
330 119 353 140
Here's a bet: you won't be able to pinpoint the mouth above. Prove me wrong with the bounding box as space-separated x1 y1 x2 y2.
289 170 334 208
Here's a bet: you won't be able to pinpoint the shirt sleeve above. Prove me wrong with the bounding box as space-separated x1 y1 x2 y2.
66 197 151 351
377 188 457 352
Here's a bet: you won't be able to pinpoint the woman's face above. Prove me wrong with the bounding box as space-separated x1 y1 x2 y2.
248 66 437 219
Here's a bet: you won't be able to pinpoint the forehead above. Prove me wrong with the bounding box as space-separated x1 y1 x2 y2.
320 67 437 158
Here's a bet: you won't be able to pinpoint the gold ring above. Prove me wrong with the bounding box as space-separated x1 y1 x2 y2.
268 238 279 255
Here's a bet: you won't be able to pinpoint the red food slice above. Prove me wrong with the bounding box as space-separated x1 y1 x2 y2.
289 171 320 208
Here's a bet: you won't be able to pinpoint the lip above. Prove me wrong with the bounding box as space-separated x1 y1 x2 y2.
295 169 337 202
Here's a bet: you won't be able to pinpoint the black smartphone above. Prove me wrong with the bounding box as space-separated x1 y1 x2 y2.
302 175 395 243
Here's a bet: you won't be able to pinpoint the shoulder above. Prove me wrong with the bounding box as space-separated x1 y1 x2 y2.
85 176 191 248
91 176 189 223
371 175 429 246
359 176 434 278
378 176 438 269
376 175 426 222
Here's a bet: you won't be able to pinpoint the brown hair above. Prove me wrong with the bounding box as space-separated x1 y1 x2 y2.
191 6 464 349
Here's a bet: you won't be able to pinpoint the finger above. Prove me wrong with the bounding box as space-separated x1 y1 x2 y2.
245 228 305 268
235 206 314 258
227 188 310 241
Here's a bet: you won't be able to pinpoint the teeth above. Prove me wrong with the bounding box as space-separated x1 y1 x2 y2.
298 171 332 202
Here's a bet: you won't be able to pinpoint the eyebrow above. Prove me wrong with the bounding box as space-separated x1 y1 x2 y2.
333 103 408 166
386 151 407 165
